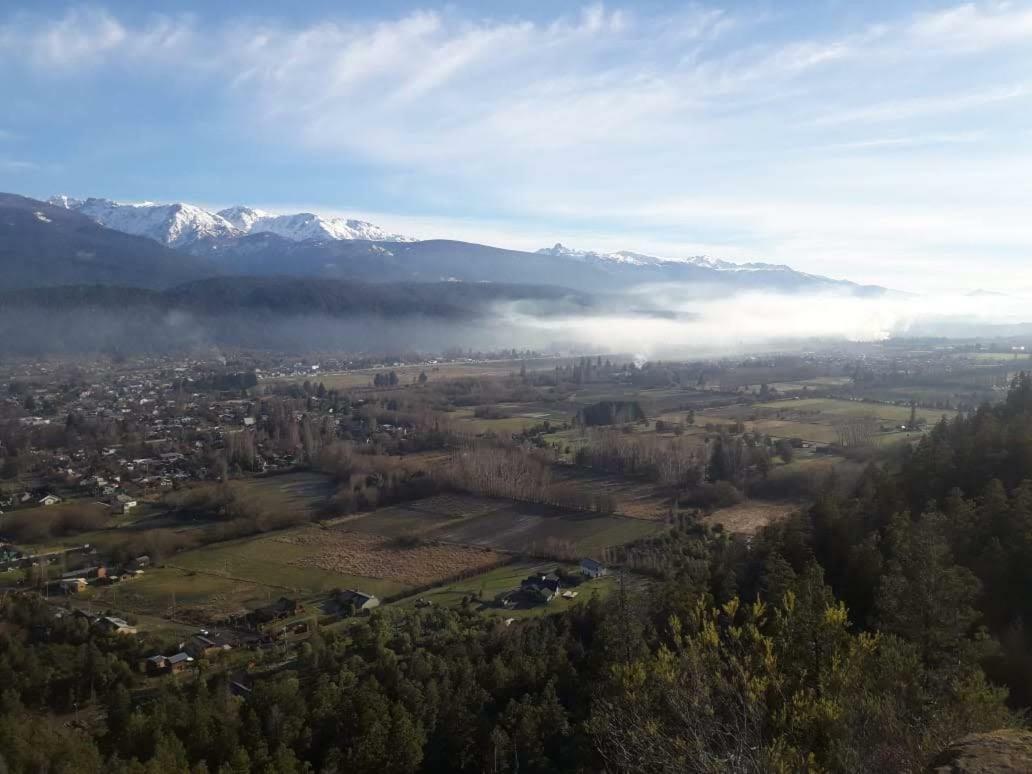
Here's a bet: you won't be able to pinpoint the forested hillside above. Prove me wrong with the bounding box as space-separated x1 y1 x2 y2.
6 378 1032 772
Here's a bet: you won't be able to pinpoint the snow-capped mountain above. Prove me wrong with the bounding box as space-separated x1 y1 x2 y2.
216 206 412 243
48 196 412 248
217 205 268 233
48 197 239 248
536 243 798 273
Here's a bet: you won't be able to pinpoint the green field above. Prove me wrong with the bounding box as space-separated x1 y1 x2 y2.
80 527 410 625
768 376 854 392
752 397 955 424
684 397 956 446
226 471 336 517
955 352 1032 363
340 493 665 554
170 534 409 598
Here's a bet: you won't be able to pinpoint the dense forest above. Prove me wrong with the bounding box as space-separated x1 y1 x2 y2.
7 377 1032 772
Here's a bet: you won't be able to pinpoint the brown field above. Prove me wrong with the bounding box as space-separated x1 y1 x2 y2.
275 527 502 586
336 493 503 536
424 502 663 554
549 468 672 520
702 500 801 535
339 492 664 554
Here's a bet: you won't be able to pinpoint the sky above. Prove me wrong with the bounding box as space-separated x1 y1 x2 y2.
0 1 1030 294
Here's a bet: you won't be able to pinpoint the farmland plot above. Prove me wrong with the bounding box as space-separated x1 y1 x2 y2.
424 502 663 554
277 527 502 586
340 494 503 537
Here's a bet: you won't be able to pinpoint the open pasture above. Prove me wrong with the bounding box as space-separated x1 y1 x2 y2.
277 527 503 587
423 501 663 554
83 566 271 625
954 352 1032 363
339 493 502 536
702 500 801 535
549 468 673 520
689 397 956 444
233 471 336 518
767 376 854 393
170 532 408 599
752 397 955 424
340 492 664 554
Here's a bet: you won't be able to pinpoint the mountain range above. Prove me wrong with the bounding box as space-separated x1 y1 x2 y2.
0 190 902 353
48 196 412 247
1 192 886 297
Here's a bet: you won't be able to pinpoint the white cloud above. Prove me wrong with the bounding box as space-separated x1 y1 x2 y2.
0 159 38 170
3 2 1032 293
0 8 196 69
909 2 1032 51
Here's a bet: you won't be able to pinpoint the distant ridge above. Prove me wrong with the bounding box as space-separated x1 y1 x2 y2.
49 195 412 247
0 192 889 297
0 193 217 289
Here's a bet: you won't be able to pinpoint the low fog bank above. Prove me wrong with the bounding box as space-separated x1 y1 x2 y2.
504 286 1032 358
2 285 1029 357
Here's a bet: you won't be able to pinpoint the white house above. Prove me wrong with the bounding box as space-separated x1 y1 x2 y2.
580 558 609 579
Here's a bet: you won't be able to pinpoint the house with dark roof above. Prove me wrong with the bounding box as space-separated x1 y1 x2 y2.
95 616 137 635
337 589 380 614
580 558 609 578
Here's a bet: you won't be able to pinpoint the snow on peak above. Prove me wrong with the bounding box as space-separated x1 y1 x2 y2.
537 243 675 267
50 196 238 247
537 243 792 273
47 195 82 210
50 194 413 247
225 211 413 243
216 206 270 232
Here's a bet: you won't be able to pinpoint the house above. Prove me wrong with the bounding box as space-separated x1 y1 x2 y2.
146 652 192 676
186 633 232 659
60 578 88 593
115 499 138 515
521 573 561 594
39 494 62 507
251 596 304 625
95 616 137 636
145 654 169 675
62 566 107 581
337 589 380 613
580 558 609 579
167 652 194 674
520 573 562 605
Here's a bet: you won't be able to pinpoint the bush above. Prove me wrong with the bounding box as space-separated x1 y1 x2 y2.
679 481 744 510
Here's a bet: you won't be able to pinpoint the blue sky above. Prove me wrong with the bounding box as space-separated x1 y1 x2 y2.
1 1 1030 293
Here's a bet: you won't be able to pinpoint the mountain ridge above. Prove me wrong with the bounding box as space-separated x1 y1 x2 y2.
49 196 412 247
3 192 888 296
0 193 218 289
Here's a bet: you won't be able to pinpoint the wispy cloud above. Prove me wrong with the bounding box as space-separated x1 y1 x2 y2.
0 159 38 170
0 7 195 69
2 2 1032 293
909 2 1032 51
